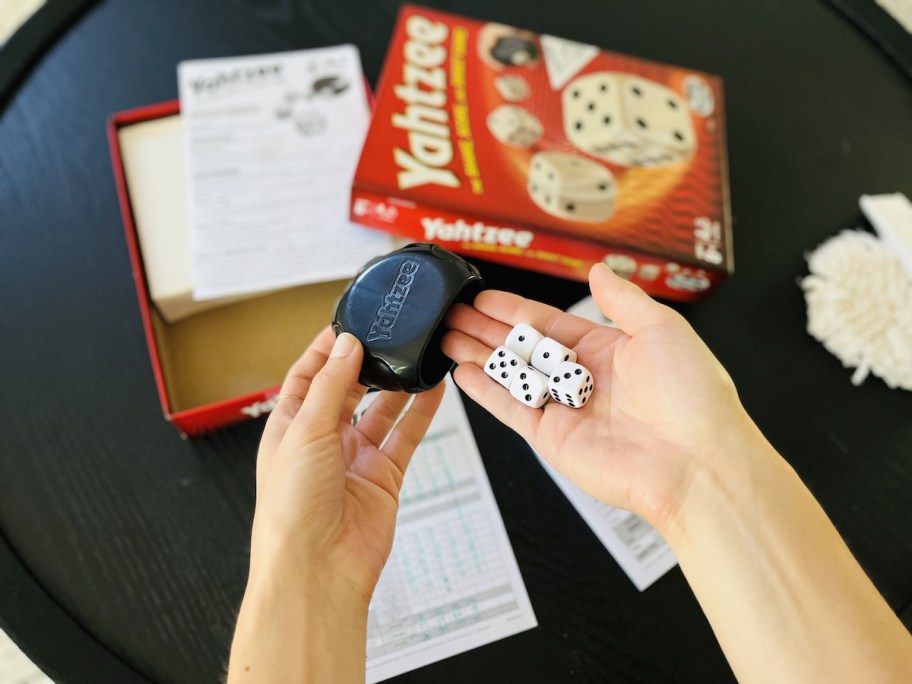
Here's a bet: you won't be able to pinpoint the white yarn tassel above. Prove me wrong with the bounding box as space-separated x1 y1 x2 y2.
801 230 912 391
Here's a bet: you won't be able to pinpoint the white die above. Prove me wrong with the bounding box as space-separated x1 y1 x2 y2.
548 362 594 409
530 337 577 375
487 105 543 148
504 323 544 362
509 366 550 408
484 346 524 388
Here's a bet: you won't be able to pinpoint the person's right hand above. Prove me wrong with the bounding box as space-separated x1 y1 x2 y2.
442 263 758 532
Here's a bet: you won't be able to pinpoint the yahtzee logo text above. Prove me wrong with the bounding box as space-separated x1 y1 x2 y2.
367 260 421 342
392 15 460 191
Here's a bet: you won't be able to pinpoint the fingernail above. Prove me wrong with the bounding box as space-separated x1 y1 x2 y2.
331 332 357 358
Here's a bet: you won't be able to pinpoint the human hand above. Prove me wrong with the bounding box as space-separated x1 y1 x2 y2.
228 329 444 682
442 263 754 532
250 327 445 604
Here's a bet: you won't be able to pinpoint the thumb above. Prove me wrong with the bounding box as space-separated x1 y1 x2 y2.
289 332 364 438
589 263 677 335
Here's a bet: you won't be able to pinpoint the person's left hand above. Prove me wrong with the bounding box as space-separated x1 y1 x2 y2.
249 327 445 603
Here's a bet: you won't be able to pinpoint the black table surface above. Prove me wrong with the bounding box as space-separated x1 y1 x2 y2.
1 1 910 682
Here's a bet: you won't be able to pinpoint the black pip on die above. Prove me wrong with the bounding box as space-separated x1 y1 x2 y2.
548 361 594 408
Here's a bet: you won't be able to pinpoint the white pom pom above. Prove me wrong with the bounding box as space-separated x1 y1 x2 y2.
801 230 912 390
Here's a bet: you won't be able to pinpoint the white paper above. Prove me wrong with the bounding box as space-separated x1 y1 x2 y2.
365 380 537 682
177 46 392 300
860 193 912 281
540 35 599 90
877 0 912 33
0 0 44 46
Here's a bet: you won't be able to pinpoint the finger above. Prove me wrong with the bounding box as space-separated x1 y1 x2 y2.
441 329 493 368
451 364 541 444
380 382 446 475
273 326 336 417
589 263 680 335
287 333 365 440
469 290 598 349
355 391 411 447
444 302 512 351
260 326 337 454
343 384 370 424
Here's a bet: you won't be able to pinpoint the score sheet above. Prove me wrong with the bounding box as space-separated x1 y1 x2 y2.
364 380 537 682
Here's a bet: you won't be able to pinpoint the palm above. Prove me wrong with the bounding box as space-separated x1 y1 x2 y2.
330 426 405 584
443 268 740 526
532 323 715 519
253 327 444 601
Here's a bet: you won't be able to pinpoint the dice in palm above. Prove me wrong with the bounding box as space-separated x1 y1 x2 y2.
548 361 594 408
530 337 577 375
484 346 524 388
505 323 544 363
509 365 550 408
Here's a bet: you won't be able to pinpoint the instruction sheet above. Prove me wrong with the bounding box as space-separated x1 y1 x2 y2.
178 45 391 300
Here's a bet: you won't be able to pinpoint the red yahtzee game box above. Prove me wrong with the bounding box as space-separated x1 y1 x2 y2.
352 5 732 301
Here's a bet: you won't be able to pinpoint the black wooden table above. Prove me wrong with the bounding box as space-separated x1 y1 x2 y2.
1 1 910 682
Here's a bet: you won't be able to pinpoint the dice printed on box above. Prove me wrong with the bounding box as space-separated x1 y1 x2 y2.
491 35 539 67
505 323 544 363
622 76 695 157
548 361 594 408
484 346 524 388
562 72 625 152
527 152 616 222
603 253 637 279
494 74 531 102
562 72 695 167
509 365 550 408
487 105 543 147
530 337 577 375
